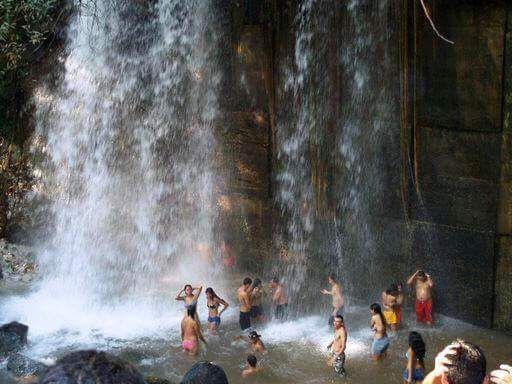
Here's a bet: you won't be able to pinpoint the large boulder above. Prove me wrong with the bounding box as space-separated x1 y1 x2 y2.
39 350 146 384
0 321 28 358
181 361 228 384
7 353 47 377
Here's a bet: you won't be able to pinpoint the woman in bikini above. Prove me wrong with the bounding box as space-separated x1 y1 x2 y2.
205 287 229 332
403 331 426 383
181 305 207 356
176 284 203 322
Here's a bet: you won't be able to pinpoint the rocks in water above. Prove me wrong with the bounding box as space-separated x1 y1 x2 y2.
39 350 147 384
7 353 47 377
145 375 175 384
0 321 28 359
181 361 228 384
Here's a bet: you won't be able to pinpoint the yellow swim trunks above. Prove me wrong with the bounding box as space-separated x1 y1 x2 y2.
383 310 397 325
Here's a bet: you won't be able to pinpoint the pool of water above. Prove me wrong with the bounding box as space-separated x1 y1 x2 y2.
1 280 511 383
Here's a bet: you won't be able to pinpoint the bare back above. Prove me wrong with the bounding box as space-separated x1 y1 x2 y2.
181 317 199 342
238 286 251 312
332 283 344 309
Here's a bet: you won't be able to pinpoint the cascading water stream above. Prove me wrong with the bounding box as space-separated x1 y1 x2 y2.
3 0 224 336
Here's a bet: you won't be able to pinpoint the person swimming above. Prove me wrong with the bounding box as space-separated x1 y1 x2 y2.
247 330 266 354
370 303 389 362
404 331 426 383
242 354 262 378
180 305 207 356
205 287 229 332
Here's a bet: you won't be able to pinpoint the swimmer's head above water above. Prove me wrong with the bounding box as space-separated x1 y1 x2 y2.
243 277 252 287
184 284 193 296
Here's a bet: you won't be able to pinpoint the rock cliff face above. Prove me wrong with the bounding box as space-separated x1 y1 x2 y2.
2 0 511 330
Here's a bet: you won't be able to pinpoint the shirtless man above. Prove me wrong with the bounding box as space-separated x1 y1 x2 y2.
238 277 253 331
242 355 262 378
250 278 265 323
247 330 266 354
381 286 398 331
181 306 207 356
269 277 288 320
370 303 389 362
407 270 434 326
327 314 347 378
321 273 344 325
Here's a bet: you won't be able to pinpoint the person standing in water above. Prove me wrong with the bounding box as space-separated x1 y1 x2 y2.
403 331 426 383
181 305 207 356
238 277 253 331
250 278 265 323
381 286 398 331
395 282 405 327
176 284 203 322
370 303 389 362
327 314 347 379
205 287 229 333
269 277 288 320
321 273 345 325
407 270 434 326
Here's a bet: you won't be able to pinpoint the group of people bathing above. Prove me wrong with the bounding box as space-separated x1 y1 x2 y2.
176 277 286 377
175 269 510 384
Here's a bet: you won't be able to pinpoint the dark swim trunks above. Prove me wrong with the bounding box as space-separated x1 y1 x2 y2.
275 304 287 320
250 305 263 318
239 311 251 330
333 352 346 377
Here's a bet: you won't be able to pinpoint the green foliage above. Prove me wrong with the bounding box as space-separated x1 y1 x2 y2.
0 0 59 76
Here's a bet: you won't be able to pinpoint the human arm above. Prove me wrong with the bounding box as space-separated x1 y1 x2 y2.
218 298 229 316
175 289 185 301
426 274 434 288
422 343 460 384
406 348 414 383
490 364 512 384
192 286 203 301
321 288 332 295
196 324 207 345
407 270 419 286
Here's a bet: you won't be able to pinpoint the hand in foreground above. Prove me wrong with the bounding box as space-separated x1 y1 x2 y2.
490 365 512 384
422 343 460 384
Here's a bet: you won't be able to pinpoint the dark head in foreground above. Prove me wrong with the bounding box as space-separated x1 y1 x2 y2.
247 354 257 368
444 340 486 384
181 361 228 384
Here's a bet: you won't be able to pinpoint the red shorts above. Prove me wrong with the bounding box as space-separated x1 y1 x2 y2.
394 306 402 324
415 299 433 324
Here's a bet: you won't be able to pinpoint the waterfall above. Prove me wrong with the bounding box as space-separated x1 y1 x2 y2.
274 0 398 306
7 0 224 332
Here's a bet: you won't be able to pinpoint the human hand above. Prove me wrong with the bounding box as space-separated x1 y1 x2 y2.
432 343 460 377
490 364 512 384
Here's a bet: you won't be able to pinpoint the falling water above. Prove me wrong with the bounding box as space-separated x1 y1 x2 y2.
5 0 224 332
274 0 399 305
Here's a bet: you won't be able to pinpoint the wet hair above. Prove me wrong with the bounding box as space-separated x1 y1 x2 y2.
252 278 262 288
205 287 219 299
417 270 426 278
184 284 193 293
396 281 403 290
243 277 253 286
408 332 426 364
334 315 344 323
271 276 279 283
328 273 338 282
187 304 197 319
445 340 486 384
247 354 257 367
370 303 386 327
